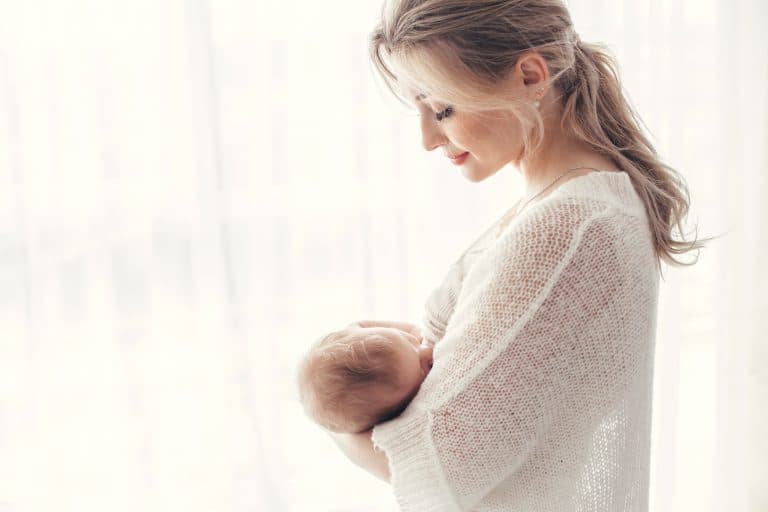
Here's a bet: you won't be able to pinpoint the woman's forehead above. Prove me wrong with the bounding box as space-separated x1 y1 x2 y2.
396 81 424 101
391 60 458 105
398 83 445 107
392 71 432 100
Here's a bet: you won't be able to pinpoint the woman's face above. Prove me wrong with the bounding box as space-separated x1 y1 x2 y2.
403 84 527 182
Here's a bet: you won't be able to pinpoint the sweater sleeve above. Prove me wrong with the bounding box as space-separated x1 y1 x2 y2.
372 200 635 511
421 220 498 346
421 262 462 346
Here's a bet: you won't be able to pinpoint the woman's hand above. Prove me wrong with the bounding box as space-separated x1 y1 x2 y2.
327 427 391 484
346 319 424 342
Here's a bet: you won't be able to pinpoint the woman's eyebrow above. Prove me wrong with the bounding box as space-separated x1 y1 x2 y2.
414 93 428 102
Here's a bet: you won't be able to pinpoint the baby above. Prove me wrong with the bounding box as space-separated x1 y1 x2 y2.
296 321 435 434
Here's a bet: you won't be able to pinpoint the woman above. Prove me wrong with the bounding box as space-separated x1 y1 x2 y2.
327 1 712 510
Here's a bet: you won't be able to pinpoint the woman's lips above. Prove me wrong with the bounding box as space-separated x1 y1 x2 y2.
449 152 469 165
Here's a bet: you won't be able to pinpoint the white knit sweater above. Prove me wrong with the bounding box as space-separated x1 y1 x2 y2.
372 171 660 512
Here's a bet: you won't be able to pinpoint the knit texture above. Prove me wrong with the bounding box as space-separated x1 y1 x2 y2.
372 171 660 512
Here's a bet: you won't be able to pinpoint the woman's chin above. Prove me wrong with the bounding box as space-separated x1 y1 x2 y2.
461 164 491 183
461 171 482 183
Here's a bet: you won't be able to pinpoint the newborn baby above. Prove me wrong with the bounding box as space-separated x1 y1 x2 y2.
297 322 435 434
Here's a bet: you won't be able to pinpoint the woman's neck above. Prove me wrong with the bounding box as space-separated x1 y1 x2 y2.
518 140 616 197
516 104 617 196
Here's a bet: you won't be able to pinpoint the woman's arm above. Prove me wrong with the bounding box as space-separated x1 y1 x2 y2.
370 209 634 510
327 428 391 484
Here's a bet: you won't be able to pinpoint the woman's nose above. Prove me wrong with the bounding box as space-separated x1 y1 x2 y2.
420 115 446 152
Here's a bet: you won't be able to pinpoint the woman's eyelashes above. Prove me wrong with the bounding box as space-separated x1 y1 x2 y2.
435 106 453 121
412 105 454 122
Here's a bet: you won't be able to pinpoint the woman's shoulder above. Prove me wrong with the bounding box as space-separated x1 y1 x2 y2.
545 169 647 219
487 185 655 272
494 171 647 242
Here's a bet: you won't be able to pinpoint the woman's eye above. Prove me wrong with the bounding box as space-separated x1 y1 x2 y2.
435 106 453 121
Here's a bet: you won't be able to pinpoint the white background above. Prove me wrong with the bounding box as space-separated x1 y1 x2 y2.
0 0 765 511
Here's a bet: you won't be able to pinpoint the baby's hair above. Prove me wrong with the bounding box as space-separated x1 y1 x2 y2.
296 329 412 433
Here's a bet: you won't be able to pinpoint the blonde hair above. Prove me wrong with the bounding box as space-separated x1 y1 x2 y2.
296 330 412 433
369 0 719 276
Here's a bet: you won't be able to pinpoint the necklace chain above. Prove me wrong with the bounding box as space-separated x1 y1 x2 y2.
496 166 606 237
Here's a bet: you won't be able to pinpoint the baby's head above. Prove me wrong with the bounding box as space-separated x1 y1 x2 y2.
297 326 434 434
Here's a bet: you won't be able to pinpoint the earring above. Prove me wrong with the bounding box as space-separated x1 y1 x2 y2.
533 88 544 110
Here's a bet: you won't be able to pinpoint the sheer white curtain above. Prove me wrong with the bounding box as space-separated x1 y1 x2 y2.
0 1 764 511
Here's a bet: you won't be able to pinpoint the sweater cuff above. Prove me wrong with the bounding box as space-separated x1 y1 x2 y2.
422 328 440 347
371 408 461 512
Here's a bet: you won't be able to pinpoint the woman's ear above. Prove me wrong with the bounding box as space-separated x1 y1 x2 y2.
499 51 548 101
517 51 549 87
